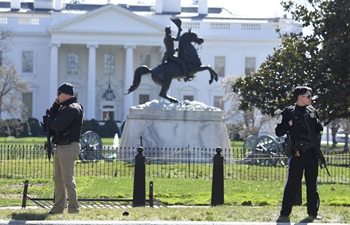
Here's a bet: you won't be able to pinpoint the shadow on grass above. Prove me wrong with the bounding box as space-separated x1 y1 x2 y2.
11 212 49 220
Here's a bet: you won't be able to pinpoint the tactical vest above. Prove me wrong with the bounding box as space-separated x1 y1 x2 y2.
283 105 321 141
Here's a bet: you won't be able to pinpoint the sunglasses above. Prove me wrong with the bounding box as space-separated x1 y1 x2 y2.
57 91 62 96
301 94 311 99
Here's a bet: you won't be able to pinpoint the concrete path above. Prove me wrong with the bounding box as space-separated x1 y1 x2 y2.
0 221 348 225
1 207 348 225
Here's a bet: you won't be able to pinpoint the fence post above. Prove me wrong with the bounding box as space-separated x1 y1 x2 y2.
132 146 146 207
211 147 224 206
149 181 154 207
21 180 29 209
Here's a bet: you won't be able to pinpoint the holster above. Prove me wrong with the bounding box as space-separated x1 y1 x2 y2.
295 140 314 152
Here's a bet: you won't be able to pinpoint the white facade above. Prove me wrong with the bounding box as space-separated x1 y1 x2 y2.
0 0 301 122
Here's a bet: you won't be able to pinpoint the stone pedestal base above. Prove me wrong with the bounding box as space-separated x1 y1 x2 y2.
119 100 232 162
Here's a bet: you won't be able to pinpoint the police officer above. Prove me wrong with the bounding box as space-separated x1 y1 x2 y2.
47 83 84 214
275 86 323 222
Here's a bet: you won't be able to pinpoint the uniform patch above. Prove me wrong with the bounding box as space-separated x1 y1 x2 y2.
277 115 283 124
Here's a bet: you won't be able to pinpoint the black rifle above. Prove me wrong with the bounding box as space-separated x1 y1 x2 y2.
298 116 331 176
43 109 53 162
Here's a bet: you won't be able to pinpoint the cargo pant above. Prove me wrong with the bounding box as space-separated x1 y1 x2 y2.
50 142 81 214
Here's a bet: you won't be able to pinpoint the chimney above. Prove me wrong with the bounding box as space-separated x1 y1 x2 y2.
198 0 208 15
54 0 62 11
163 0 181 14
155 0 163 14
11 0 21 11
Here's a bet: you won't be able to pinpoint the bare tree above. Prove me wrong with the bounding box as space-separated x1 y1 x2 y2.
340 119 350 152
0 64 29 119
329 118 341 148
0 27 13 63
221 75 273 140
0 27 29 120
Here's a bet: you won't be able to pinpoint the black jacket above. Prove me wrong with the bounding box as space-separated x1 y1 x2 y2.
49 97 84 144
275 104 323 141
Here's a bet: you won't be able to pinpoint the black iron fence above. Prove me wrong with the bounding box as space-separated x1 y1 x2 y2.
0 145 349 184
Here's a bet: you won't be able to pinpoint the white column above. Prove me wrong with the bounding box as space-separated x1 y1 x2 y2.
11 0 20 10
198 0 208 15
54 0 62 11
155 0 163 14
123 45 135 120
49 43 60 106
86 44 98 119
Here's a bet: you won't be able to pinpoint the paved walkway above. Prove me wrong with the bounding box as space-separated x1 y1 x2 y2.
0 222 348 225
1 207 348 225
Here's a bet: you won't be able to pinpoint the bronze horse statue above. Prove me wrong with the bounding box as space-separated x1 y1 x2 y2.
125 29 218 103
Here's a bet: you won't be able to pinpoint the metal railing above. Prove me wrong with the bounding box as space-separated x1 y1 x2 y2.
0 145 349 184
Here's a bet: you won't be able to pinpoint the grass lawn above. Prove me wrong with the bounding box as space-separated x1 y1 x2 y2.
0 177 349 222
0 138 349 222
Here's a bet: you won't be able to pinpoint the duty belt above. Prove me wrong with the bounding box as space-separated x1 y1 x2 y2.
295 139 314 152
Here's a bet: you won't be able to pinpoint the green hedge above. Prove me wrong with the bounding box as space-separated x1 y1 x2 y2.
0 118 121 138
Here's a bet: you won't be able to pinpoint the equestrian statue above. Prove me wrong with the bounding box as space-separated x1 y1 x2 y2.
125 18 218 103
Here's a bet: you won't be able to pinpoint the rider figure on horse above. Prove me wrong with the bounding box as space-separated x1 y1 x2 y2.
161 26 193 81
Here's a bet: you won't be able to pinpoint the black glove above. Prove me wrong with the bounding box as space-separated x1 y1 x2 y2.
41 115 49 132
281 109 292 123
48 103 60 118
316 119 324 135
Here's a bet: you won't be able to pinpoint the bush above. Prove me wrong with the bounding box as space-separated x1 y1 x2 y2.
100 119 119 138
21 120 31 137
82 119 120 138
5 119 22 137
27 118 41 136
0 120 10 137
82 120 92 133
90 119 101 133
13 118 120 138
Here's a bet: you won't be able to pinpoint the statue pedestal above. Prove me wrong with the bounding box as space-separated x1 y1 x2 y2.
119 100 232 162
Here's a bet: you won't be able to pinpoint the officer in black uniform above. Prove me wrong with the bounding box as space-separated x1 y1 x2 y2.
46 83 84 214
275 86 323 222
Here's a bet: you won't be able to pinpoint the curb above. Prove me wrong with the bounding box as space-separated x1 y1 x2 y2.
0 221 348 225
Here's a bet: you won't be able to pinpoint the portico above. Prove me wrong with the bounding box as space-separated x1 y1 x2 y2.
47 4 165 121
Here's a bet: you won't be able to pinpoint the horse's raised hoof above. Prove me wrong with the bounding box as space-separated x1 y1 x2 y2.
168 98 179 103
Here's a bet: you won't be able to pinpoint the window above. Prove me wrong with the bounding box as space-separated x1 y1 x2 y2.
22 51 34 73
67 53 79 75
102 105 115 121
214 96 224 110
139 54 151 67
214 56 225 77
183 95 194 101
22 92 33 119
211 23 230 30
245 57 256 75
103 54 115 75
139 94 150 104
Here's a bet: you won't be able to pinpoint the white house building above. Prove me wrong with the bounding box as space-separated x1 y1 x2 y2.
0 0 301 122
